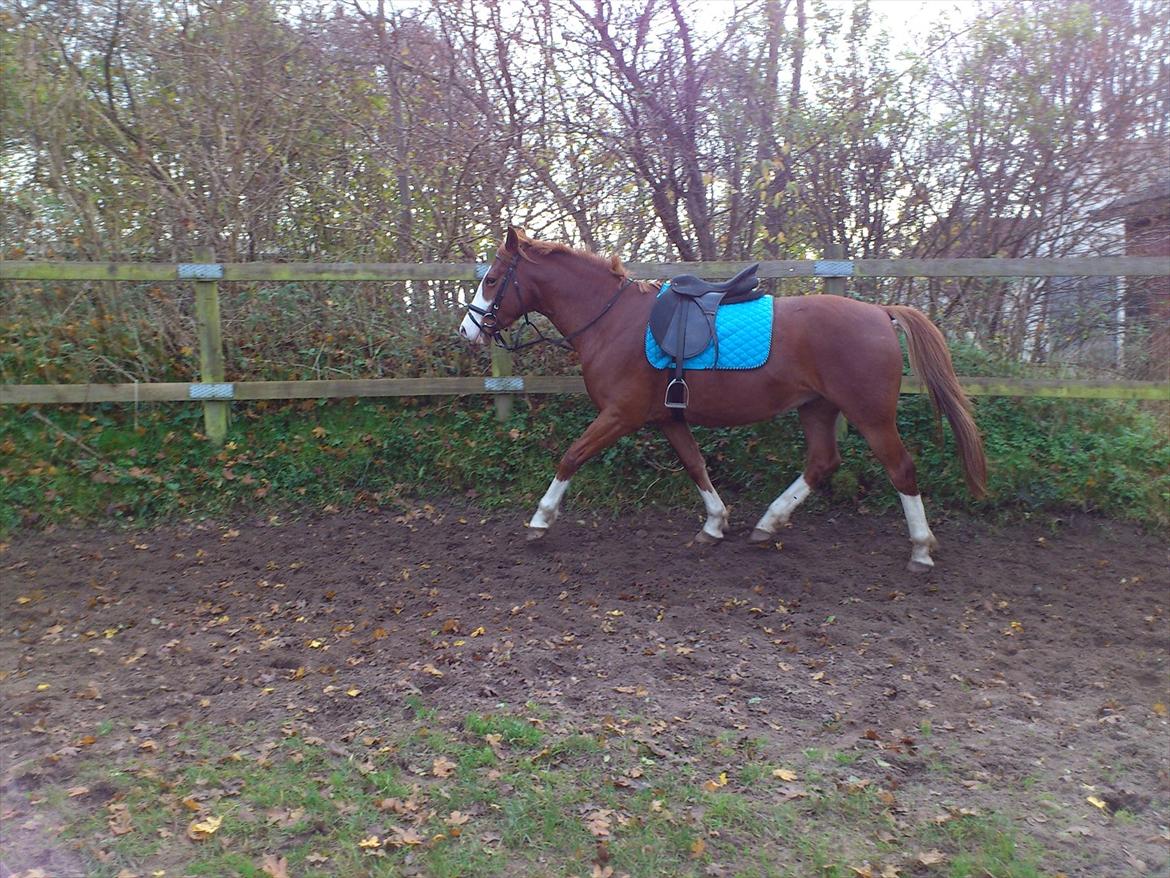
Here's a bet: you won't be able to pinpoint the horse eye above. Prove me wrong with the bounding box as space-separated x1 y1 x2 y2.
485 277 497 286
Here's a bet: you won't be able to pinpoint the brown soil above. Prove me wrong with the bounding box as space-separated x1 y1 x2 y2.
1 503 1168 876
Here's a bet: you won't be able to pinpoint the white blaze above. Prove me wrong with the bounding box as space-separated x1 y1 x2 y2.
459 275 491 344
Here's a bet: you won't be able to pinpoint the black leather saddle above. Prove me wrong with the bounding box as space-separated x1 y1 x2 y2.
648 263 762 411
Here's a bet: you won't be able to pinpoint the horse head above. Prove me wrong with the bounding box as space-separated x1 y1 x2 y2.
459 226 536 345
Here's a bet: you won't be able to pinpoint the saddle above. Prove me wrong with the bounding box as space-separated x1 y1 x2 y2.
648 263 762 411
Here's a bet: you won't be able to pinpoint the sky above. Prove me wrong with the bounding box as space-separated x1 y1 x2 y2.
825 0 981 54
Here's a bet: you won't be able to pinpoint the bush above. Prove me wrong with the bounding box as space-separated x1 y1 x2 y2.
1 388 1166 535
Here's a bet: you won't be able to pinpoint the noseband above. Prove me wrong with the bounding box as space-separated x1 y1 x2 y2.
465 251 635 353
465 251 523 343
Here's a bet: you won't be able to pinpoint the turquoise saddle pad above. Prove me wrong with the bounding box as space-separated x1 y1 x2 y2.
645 283 774 370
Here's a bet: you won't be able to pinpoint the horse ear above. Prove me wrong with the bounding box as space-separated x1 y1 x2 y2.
504 226 523 253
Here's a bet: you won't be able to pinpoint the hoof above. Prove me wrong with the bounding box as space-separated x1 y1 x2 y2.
693 529 722 545
748 528 774 543
906 559 934 574
526 527 548 542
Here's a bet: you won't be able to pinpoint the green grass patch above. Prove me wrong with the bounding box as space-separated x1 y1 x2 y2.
16 704 1071 878
465 713 545 749
919 814 1045 878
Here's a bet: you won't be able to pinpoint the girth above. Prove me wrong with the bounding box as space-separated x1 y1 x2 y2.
648 263 762 413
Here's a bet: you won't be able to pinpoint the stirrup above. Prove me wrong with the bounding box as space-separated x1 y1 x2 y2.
665 378 689 409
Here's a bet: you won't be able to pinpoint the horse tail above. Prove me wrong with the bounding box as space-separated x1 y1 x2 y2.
884 305 988 498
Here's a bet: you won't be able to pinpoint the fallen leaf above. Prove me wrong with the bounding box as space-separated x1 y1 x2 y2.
690 837 707 858
377 797 419 815
432 756 457 777
259 854 289 878
358 835 381 849
1086 795 1107 810
187 814 223 841
388 825 425 847
772 768 798 782
702 772 729 792
107 803 133 836
445 811 471 826
66 786 90 798
1153 702 1168 717
916 849 947 867
585 809 613 838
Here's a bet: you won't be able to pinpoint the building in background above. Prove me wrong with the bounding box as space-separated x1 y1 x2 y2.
1094 180 1170 379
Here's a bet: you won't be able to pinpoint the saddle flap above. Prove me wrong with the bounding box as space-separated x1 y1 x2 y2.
649 291 720 360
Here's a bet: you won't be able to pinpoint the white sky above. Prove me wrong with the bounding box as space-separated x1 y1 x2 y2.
839 0 980 42
833 0 978 29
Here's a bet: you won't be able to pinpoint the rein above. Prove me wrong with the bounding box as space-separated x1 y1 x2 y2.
466 252 636 353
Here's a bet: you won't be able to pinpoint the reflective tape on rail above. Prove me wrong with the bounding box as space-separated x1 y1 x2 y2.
484 377 524 392
188 383 235 400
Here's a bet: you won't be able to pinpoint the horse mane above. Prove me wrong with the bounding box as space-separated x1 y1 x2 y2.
512 229 627 279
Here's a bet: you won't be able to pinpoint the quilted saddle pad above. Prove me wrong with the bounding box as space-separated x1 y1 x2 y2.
644 287 774 371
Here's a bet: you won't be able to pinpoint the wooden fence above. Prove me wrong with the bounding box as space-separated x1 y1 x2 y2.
2 254 1167 446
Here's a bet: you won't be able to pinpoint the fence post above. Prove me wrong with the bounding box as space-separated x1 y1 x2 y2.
491 346 514 422
822 243 851 440
192 245 228 446
823 243 847 295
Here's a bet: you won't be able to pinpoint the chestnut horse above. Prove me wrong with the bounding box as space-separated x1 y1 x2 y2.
459 228 986 572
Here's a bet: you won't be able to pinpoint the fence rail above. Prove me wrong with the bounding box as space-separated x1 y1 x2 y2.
2 376 1165 406
3 255 1168 282
3 254 1167 445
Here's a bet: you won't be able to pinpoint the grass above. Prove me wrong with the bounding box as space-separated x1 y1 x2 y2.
16 705 1055 878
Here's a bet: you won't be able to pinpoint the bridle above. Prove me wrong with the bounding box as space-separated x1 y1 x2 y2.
465 250 635 353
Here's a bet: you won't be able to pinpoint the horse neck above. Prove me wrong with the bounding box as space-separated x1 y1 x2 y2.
531 257 637 356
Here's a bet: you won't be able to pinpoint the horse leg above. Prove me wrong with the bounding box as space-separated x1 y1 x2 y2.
852 419 938 573
527 409 633 540
751 397 842 541
660 420 727 544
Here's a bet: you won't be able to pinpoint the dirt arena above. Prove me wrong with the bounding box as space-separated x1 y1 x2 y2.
2 502 1168 876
